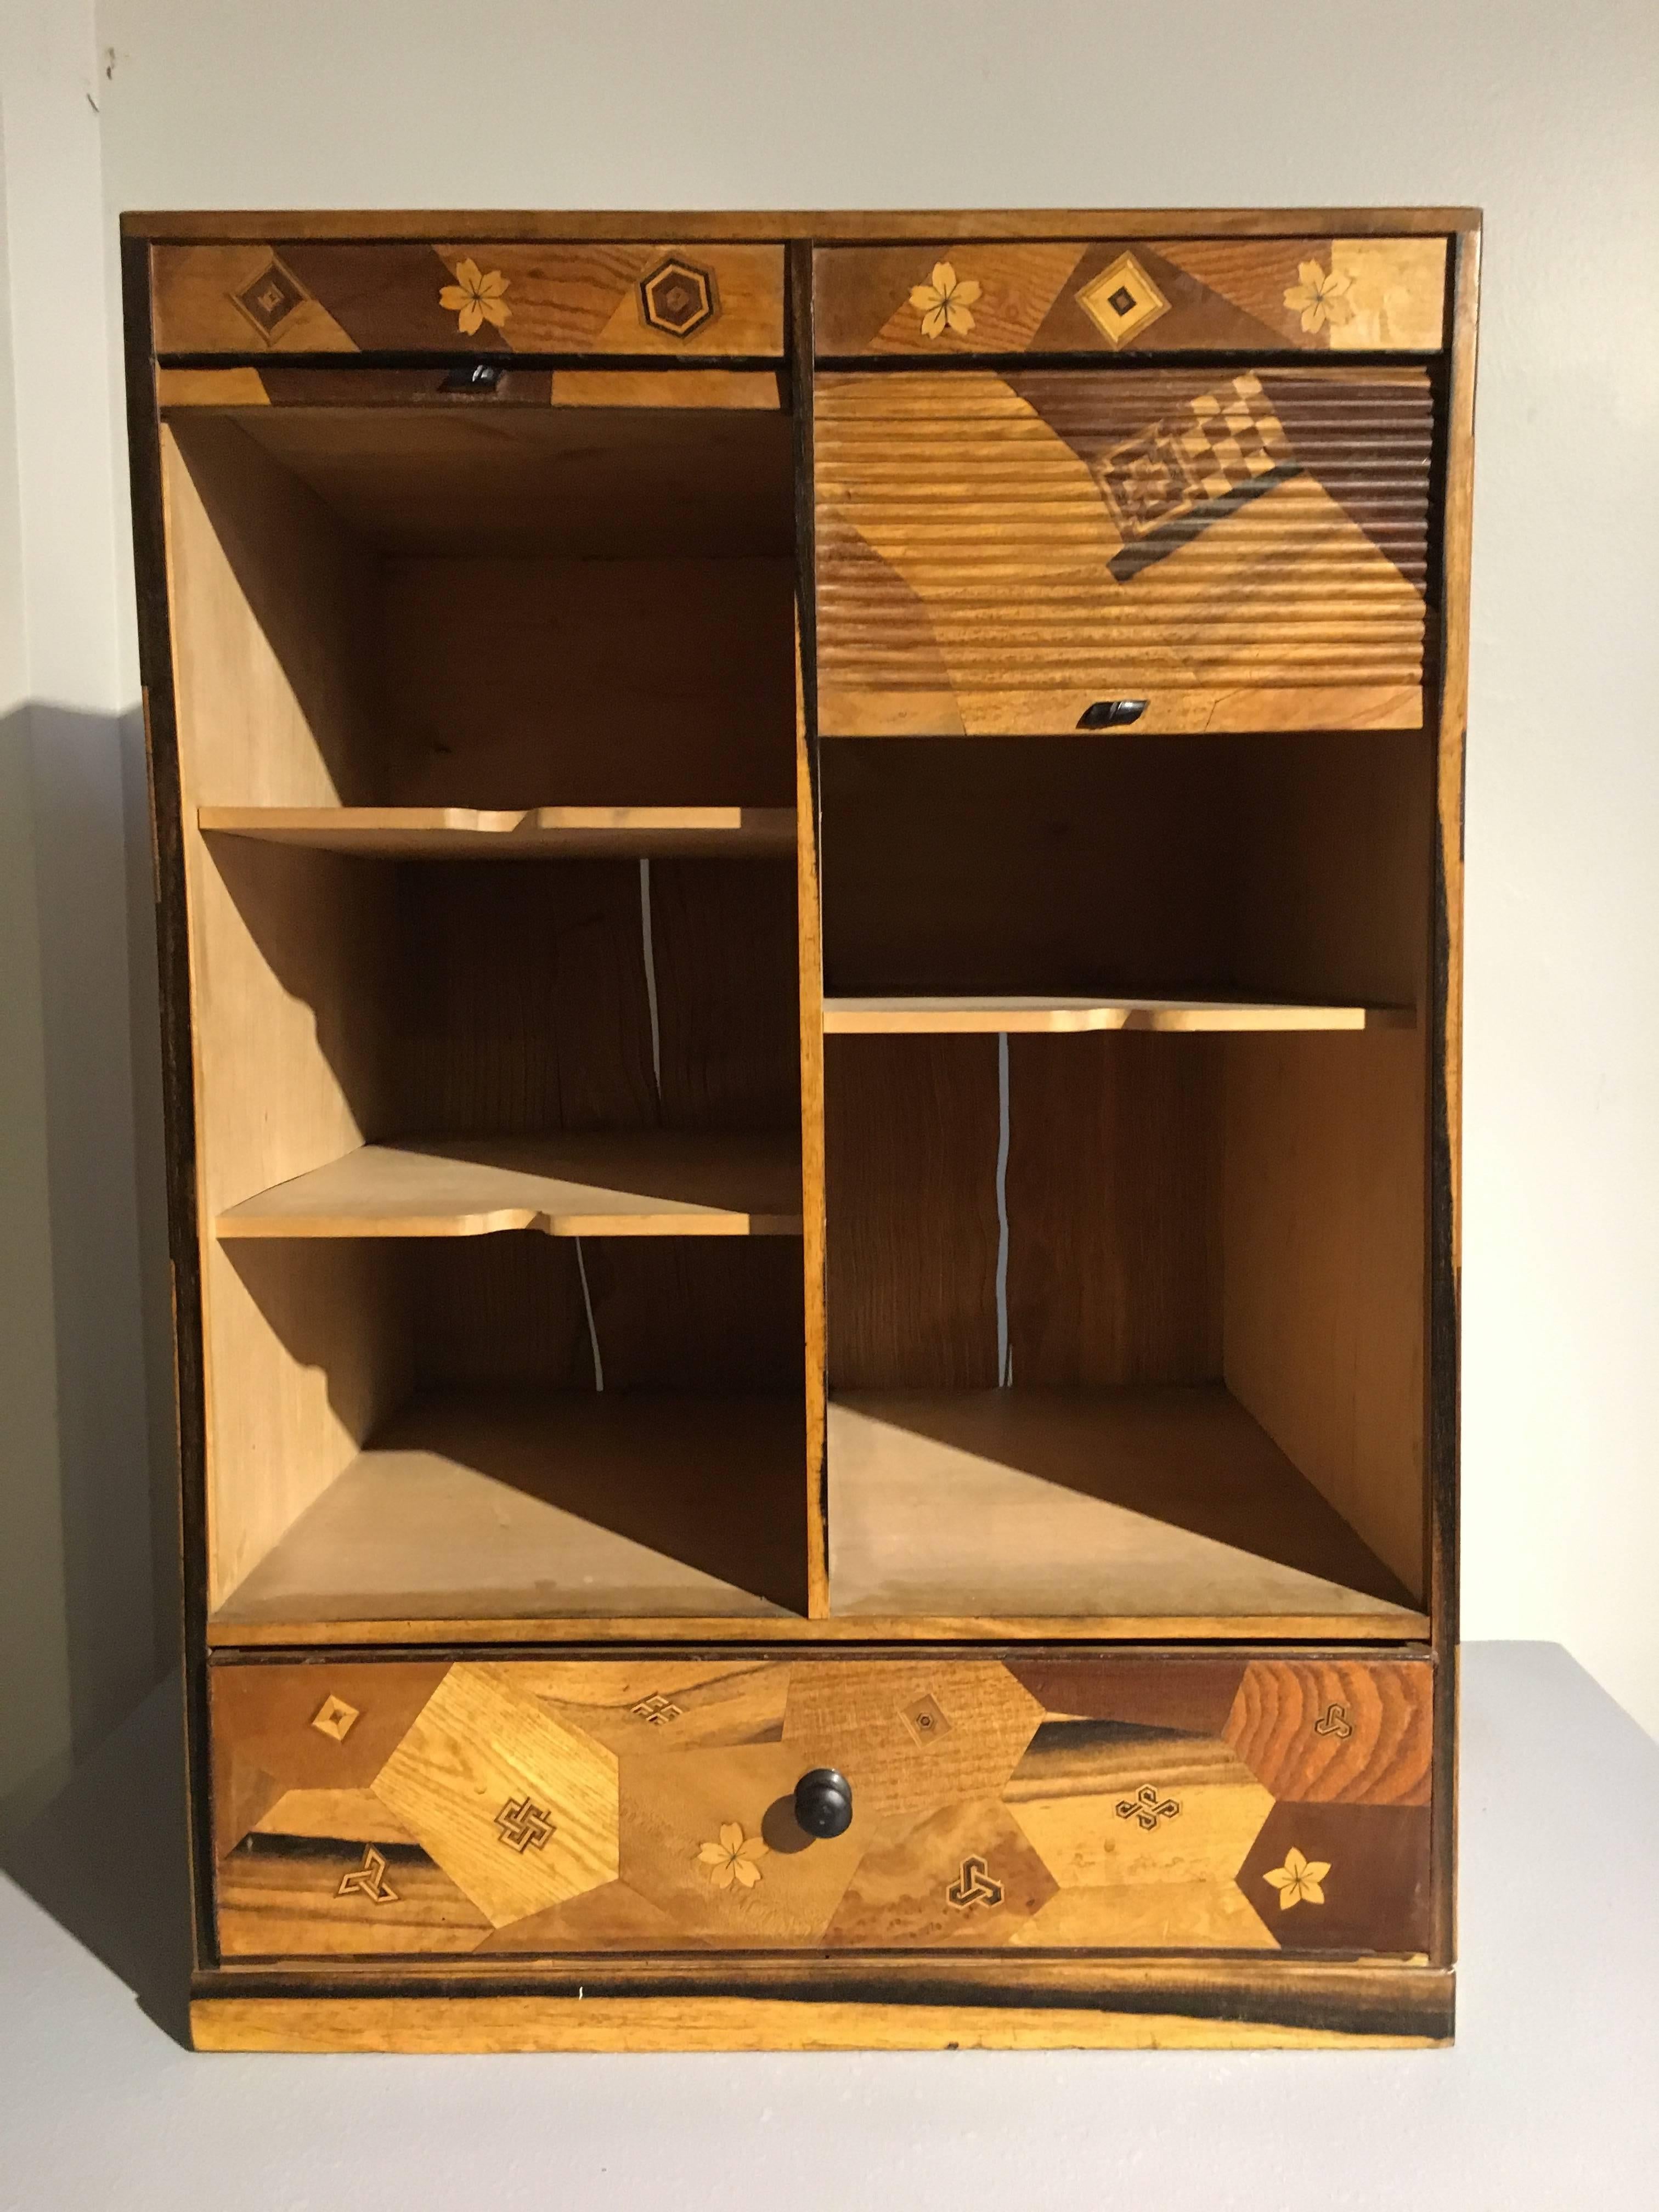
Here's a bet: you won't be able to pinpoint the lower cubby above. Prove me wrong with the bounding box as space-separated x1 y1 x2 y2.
823 1029 1427 1633
206 1234 809 1630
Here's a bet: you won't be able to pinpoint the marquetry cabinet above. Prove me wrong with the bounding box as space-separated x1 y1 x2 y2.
121 207 1477 2053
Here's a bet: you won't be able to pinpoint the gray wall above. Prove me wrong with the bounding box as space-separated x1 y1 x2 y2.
3 0 1656 1815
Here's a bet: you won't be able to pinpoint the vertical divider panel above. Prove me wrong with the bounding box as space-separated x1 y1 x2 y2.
791 242 831 1616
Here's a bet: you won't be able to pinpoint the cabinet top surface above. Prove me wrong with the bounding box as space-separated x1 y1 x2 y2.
122 207 1482 243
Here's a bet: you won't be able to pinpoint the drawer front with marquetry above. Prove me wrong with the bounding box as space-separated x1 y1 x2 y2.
814 236 1447 357
211 1652 1433 1960
151 241 785 357
814 365 1435 737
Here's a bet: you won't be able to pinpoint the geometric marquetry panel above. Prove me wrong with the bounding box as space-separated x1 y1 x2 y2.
209 1653 1433 1960
812 238 1447 357
815 365 1436 738
152 242 784 357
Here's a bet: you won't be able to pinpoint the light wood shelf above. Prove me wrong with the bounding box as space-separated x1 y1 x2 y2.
822 996 1413 1035
827 1385 1427 1630
211 1391 807 1629
215 1131 804 1239
198 805 798 859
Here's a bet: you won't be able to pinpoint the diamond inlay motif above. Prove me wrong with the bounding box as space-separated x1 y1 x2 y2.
310 1693 360 1743
229 255 308 341
1075 252 1172 349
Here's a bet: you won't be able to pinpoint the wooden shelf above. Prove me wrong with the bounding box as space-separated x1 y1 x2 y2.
827 1386 1427 1630
216 1131 803 1239
199 805 798 859
211 1391 806 1629
822 996 1413 1035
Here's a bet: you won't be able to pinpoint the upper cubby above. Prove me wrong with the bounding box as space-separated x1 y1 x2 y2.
820 733 1432 1021
161 385 797 813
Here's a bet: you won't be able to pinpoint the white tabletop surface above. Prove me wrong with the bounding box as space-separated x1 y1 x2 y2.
3 1641 1655 2210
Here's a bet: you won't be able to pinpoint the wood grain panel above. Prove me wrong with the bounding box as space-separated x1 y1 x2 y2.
215 1130 805 1238
154 242 785 356
377 556 796 804
192 1988 1447 2052
647 860 801 1131
1005 1032 1221 1385
815 369 1434 736
390 858 656 1137
825 1035 1000 1389
199 806 798 859
1222 1032 1426 1599
814 238 1447 356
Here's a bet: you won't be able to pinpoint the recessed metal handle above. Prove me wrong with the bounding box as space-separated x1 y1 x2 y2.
1076 698 1148 730
793 1767 853 1839
442 361 503 393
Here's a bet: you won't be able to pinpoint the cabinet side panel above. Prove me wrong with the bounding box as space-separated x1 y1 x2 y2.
122 235 216 1966
162 423 404 1605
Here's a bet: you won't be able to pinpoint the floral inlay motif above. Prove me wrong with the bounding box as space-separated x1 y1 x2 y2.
1283 259 1353 334
697 1822 769 1890
439 258 511 336
1263 1846 1331 1911
910 261 981 339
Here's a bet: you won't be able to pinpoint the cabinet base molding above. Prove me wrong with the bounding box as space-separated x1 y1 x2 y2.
191 1965 1452 2053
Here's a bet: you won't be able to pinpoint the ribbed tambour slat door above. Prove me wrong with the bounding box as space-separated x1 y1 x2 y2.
814 367 1435 736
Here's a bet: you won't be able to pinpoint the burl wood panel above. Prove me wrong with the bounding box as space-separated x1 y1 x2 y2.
814 238 1447 356
153 243 785 357
211 1652 1432 1960
815 368 1434 736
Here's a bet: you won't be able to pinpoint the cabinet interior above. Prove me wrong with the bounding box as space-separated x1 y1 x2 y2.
162 396 809 1624
821 737 1431 1626
163 385 1432 1642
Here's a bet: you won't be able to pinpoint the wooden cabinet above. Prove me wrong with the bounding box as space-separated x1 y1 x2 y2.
122 207 1477 2054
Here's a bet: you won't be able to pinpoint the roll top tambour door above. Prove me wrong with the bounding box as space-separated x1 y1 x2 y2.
813 365 1436 737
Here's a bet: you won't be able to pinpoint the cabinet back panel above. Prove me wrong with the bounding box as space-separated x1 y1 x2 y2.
826 1035 1002 1389
821 734 1429 1009
221 404 795 558
378 555 797 808
391 857 798 1137
1006 1034 1222 1386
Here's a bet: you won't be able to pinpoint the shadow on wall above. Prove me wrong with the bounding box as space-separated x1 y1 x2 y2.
0 701 177 1833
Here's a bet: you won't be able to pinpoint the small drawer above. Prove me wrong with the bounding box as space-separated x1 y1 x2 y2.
153 241 785 358
814 236 1447 357
815 365 1434 737
211 1651 1433 1960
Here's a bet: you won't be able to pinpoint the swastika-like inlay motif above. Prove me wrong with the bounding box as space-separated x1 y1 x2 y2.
946 1854 1005 1910
495 1796 556 1853
630 1695 684 1727
336 1844 398 1904
309 1693 360 1743
1116 1785 1181 1832
229 255 308 341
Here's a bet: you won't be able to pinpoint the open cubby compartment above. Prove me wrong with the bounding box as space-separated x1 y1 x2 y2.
820 732 1432 1632
160 388 797 822
206 1233 810 1634
160 380 811 1632
187 839 806 1633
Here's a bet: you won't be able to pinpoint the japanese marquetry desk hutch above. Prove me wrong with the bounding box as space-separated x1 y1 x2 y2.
121 207 1477 2053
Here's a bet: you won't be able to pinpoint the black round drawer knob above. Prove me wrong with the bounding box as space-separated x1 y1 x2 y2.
793 1767 853 1838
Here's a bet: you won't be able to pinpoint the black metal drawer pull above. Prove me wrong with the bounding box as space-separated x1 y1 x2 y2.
1076 698 1148 730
